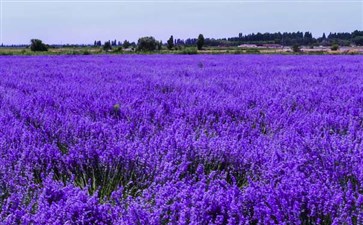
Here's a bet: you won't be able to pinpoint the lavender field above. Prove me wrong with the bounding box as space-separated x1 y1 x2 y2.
0 55 363 224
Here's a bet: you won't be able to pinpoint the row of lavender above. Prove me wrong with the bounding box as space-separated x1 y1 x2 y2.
0 55 362 224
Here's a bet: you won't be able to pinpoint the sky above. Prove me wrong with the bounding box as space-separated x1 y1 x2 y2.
0 0 362 45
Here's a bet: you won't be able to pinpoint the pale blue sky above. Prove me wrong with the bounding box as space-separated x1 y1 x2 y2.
0 0 362 44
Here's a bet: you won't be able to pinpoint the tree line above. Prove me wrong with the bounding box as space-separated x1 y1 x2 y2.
92 30 363 51
183 30 363 47
28 30 363 52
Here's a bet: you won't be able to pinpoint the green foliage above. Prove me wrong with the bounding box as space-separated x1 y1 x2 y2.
197 34 205 50
167 35 174 50
353 36 363 46
103 41 112 51
112 47 123 54
331 44 339 51
0 51 14 56
246 48 260 54
179 47 198 55
337 40 351 46
30 39 48 52
66 50 79 55
56 142 69 155
292 44 301 53
137 36 158 51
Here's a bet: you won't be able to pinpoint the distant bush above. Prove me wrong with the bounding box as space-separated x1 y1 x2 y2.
0 51 14 56
30 39 48 52
137 36 158 51
179 48 198 55
331 44 339 51
291 44 301 53
113 47 123 53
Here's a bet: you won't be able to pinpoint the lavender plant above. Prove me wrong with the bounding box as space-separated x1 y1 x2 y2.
0 55 362 224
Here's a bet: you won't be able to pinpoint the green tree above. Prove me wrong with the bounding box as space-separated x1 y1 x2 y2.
137 36 158 51
331 44 339 51
197 34 204 50
30 39 48 51
353 36 363 46
167 35 174 50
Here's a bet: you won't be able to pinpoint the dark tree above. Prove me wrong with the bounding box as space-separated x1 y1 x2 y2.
103 41 112 51
94 41 102 47
197 34 205 50
122 40 131 49
352 30 363 38
175 38 185 46
292 44 301 53
30 39 48 51
353 36 363 46
303 32 313 45
137 36 158 51
322 33 326 39
167 35 174 50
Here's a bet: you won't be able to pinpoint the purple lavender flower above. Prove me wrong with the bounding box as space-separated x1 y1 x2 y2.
0 55 362 224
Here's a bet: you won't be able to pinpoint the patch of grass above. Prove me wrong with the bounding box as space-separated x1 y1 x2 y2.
111 47 123 54
178 48 198 55
246 48 260 54
0 51 14 56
